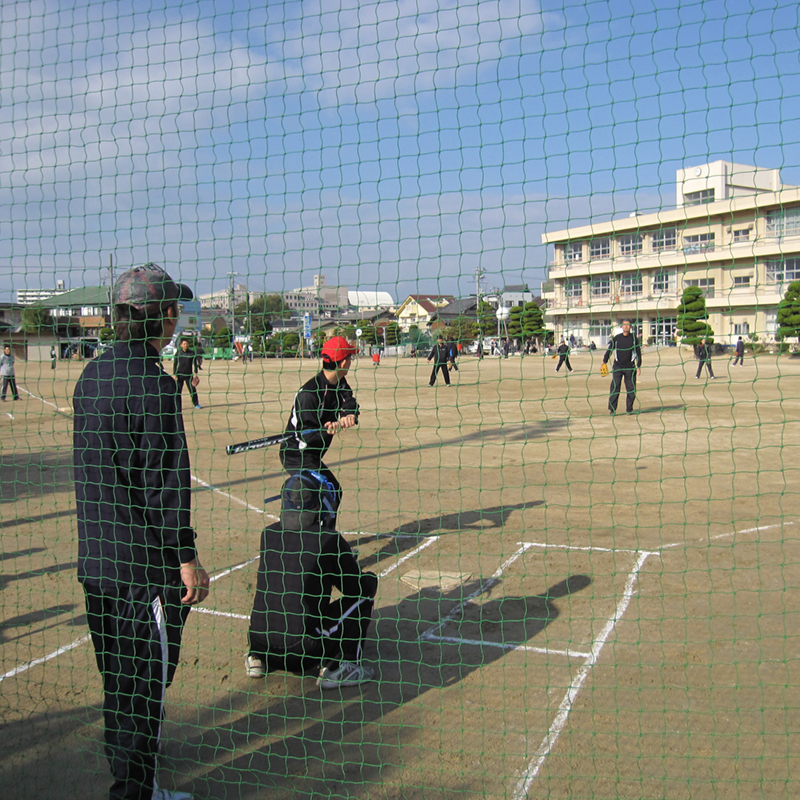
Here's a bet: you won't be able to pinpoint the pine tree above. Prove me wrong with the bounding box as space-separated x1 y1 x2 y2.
777 280 800 342
677 286 714 345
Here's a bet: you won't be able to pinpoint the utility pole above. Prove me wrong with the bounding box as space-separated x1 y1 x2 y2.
227 271 239 343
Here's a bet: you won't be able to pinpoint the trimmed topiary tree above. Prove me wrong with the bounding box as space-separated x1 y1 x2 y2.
677 286 714 345
777 280 800 342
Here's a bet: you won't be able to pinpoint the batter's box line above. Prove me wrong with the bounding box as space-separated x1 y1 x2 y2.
423 634 590 660
512 549 653 799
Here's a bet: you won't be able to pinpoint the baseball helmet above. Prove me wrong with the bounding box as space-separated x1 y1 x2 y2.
281 470 341 529
321 336 357 363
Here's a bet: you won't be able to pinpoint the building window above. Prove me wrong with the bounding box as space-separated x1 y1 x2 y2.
685 189 715 205
564 281 583 299
765 208 800 237
652 228 677 251
765 258 800 283
652 272 675 293
683 232 715 254
684 278 716 298
653 317 677 343
733 322 750 336
732 228 751 243
733 275 751 286
565 242 583 262
765 310 778 338
618 234 643 256
589 238 611 259
591 278 611 297
620 273 643 294
589 319 611 340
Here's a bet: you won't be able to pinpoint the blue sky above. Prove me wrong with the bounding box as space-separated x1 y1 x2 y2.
1 0 799 303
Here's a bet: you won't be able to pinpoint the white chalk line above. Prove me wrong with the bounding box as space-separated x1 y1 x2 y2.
209 557 259 584
512 550 652 799
194 608 250 621
420 543 536 642
19 386 60 410
660 519 795 550
0 634 91 683
424 634 590 660
190 474 277 520
378 536 439 578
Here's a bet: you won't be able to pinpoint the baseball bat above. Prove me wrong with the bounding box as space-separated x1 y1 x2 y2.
226 428 325 456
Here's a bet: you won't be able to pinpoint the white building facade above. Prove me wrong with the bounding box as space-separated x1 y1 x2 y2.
542 161 800 346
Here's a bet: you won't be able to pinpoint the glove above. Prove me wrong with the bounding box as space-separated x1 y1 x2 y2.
600 363 609 377
551 354 557 360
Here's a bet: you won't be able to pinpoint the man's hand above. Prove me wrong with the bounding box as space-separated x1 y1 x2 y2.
324 414 357 435
180 559 210 605
191 375 200 387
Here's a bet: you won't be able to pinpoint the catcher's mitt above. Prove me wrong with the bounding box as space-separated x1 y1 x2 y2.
600 362 609 377
551 354 557 360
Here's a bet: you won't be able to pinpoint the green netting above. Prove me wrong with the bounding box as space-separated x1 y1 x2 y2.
2 0 800 798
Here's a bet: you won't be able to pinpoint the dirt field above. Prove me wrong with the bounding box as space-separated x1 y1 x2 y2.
1 347 799 799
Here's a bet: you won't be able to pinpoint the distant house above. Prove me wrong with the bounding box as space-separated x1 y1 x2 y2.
500 284 535 308
395 294 456 331
428 296 479 332
39 286 112 338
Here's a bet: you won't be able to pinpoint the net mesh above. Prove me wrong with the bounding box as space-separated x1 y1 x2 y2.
2 1 799 798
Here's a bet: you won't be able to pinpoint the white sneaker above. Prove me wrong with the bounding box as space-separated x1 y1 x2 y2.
153 788 193 800
245 654 266 678
317 660 375 690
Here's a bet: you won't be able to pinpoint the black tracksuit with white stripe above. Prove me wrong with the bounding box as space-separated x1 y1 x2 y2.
248 509 377 673
73 341 197 800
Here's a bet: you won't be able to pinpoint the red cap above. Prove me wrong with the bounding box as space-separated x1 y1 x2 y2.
321 336 358 363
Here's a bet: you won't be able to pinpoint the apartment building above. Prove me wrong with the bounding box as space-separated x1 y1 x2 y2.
541 161 800 346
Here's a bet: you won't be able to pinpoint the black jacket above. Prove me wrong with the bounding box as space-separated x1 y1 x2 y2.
280 371 359 464
603 332 641 369
73 341 197 589
173 349 199 377
428 343 450 365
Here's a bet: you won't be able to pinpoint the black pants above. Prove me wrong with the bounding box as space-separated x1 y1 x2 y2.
248 536 377 673
555 355 572 372
83 583 189 800
1 377 19 399
733 354 744 365
429 362 450 385
608 367 637 413
175 375 199 407
696 360 715 378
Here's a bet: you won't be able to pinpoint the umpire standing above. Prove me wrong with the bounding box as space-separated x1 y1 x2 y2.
427 335 451 386
73 263 210 800
603 319 642 415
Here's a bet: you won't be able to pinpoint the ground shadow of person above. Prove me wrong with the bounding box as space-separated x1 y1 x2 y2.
171 574 591 799
355 500 545 574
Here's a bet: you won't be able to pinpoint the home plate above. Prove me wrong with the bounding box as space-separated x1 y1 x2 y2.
402 569 472 591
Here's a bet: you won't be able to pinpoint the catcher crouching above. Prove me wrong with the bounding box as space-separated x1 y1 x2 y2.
245 470 378 689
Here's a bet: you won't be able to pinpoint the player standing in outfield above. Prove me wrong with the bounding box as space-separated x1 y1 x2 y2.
554 339 573 374
0 344 20 401
173 338 202 409
733 336 745 366
245 470 378 688
602 319 642 415
280 336 359 504
695 337 716 380
427 335 451 386
73 263 209 800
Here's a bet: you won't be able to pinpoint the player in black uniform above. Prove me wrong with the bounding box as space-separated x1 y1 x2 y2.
427 336 451 386
74 263 209 800
245 470 378 688
279 336 359 505
602 319 642 414
555 339 573 373
172 338 201 409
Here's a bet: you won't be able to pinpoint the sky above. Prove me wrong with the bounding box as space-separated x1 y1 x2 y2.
1 0 799 303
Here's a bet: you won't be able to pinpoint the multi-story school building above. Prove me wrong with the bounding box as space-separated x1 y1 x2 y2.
541 161 800 346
